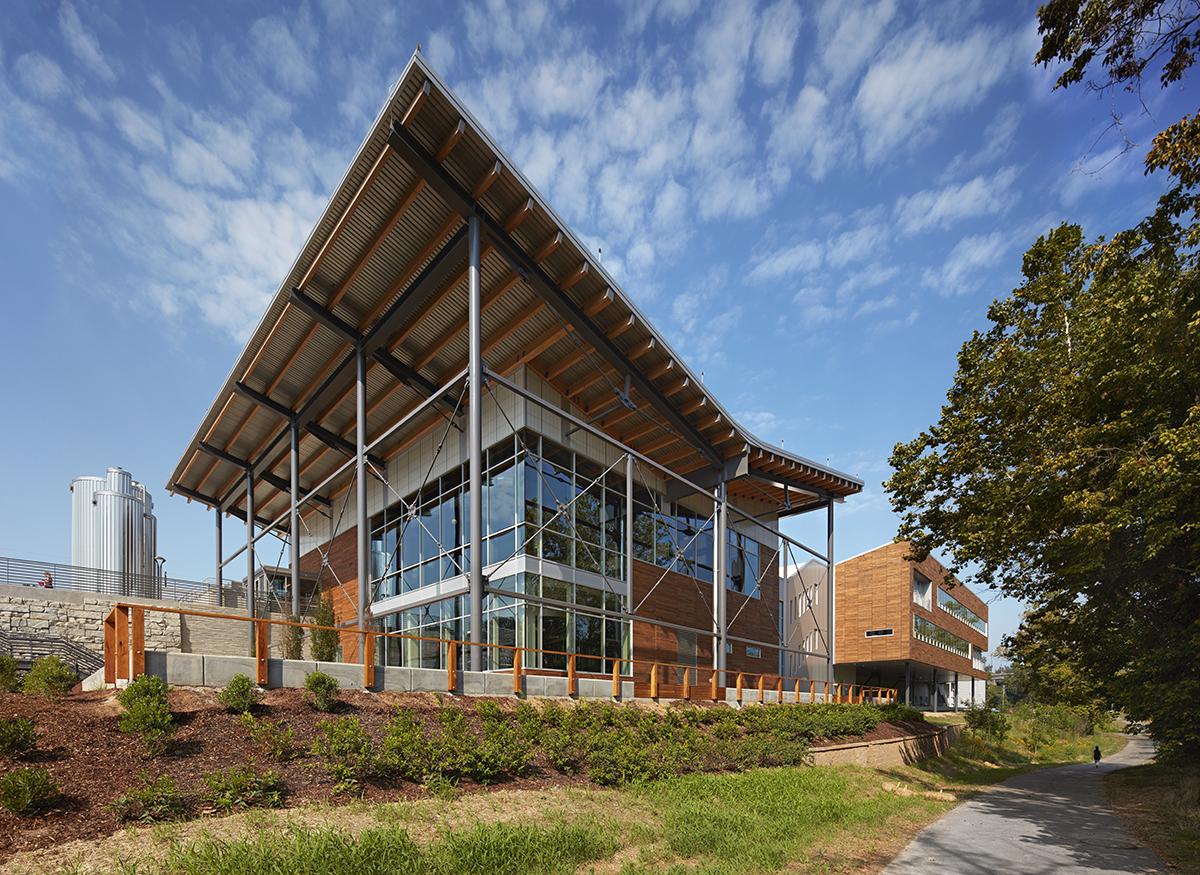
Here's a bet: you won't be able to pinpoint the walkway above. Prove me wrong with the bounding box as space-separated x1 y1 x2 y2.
882 735 1169 874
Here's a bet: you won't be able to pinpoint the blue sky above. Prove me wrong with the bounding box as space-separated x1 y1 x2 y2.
0 0 1185 659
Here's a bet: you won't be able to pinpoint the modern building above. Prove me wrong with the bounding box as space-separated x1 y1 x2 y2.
165 52 863 684
814 541 988 710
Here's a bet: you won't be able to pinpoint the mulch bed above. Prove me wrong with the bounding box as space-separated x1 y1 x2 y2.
0 689 934 861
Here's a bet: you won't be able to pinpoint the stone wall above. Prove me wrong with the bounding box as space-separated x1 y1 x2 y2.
0 582 312 660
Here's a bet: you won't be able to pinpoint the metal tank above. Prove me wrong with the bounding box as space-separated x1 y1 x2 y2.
69 468 159 596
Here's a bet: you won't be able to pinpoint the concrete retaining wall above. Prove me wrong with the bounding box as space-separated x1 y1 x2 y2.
809 723 966 767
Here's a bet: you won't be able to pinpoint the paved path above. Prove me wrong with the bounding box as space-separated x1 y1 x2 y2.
881 736 1169 874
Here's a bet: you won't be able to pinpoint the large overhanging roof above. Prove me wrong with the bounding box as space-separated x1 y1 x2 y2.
167 52 863 531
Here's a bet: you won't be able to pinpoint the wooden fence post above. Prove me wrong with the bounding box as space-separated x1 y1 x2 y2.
130 606 146 679
515 649 523 696
447 642 457 693
568 654 577 696
612 657 620 699
810 679 815 703
363 631 375 689
758 674 765 703
682 666 690 700
116 604 131 680
650 663 658 699
775 676 783 699
103 608 117 686
256 621 269 684
736 672 743 704
710 668 718 702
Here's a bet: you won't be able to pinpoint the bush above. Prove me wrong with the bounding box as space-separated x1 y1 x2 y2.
218 673 263 714
879 702 927 724
203 762 283 812
117 674 174 758
0 654 19 693
304 670 341 712
109 772 186 823
238 712 297 761
311 716 376 794
21 656 77 701
381 708 436 781
284 611 305 661
310 596 338 662
0 717 36 758
0 767 59 817
965 704 1011 744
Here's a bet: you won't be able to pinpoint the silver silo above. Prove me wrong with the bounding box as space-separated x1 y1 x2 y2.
70 467 159 597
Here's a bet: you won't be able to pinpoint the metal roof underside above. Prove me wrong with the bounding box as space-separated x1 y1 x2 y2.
167 52 864 533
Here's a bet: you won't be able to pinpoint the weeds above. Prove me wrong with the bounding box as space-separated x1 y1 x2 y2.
109 773 186 824
203 762 284 812
238 712 297 761
311 716 377 794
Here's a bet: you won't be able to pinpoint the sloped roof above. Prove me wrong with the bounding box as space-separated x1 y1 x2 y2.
167 52 862 530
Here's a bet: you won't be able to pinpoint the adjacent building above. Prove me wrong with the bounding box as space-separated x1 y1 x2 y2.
165 53 863 685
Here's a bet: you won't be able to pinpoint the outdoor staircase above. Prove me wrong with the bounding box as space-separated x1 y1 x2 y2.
0 628 104 678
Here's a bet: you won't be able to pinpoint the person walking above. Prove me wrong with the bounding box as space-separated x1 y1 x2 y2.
1094 745 1101 767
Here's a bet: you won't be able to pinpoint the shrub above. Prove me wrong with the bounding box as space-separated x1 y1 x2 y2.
203 762 283 812
283 611 304 661
312 716 377 794
0 767 60 817
109 772 186 823
21 656 78 701
879 702 927 724
965 704 1011 744
238 712 297 761
117 674 174 758
0 654 19 693
0 717 36 758
304 670 341 712
381 708 436 781
310 596 338 662
218 673 263 714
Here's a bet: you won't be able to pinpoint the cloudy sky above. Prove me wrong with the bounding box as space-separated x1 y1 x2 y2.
0 0 1184 656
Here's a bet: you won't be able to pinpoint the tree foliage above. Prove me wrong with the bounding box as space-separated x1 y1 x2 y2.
310 594 338 663
887 1 1200 759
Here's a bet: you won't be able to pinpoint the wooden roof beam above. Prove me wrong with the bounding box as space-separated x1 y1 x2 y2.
435 118 466 162
532 230 563 263
637 433 680 454
559 261 588 290
627 336 655 360
663 376 689 396
401 79 431 127
679 395 707 416
471 160 503 199
606 314 635 340
504 197 533 233
412 270 522 371
646 359 674 380
583 287 614 316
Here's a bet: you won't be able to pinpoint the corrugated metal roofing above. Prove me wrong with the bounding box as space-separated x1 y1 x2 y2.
167 52 863 530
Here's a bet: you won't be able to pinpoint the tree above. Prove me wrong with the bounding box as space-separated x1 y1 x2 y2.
310 595 339 663
887 4 1200 758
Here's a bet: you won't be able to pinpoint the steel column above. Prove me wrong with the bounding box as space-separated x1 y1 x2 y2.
715 483 727 682
468 213 483 672
290 421 300 618
826 500 835 683
215 508 223 609
245 469 255 656
357 348 368 662
625 453 634 606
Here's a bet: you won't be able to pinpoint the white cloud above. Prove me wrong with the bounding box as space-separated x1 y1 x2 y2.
250 13 320 96
748 240 823 282
854 25 1019 165
13 53 69 101
767 84 845 181
815 0 896 92
424 29 457 76
922 232 1009 295
894 166 1020 235
58 3 118 83
753 0 802 87
827 223 887 268
110 99 166 153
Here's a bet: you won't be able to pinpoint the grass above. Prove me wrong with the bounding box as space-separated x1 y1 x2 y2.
1105 759 1200 875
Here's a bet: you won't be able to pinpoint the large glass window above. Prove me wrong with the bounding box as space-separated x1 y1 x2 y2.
913 571 932 610
913 615 971 658
937 587 987 634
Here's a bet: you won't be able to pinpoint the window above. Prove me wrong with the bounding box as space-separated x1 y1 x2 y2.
913 571 932 610
937 587 987 634
746 646 761 659
865 628 894 638
913 615 970 658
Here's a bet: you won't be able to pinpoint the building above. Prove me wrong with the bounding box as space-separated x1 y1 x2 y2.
165 52 862 685
816 541 988 710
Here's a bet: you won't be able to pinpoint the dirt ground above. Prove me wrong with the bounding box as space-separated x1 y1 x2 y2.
0 688 930 867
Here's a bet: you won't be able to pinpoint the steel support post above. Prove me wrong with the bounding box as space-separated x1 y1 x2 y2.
625 454 634 606
826 500 835 683
290 421 300 618
215 508 223 609
468 213 483 672
357 348 368 663
905 661 911 706
245 470 255 656
715 483 728 683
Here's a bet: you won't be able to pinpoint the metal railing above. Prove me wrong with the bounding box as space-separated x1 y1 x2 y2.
0 555 312 615
1 631 104 678
101 603 896 706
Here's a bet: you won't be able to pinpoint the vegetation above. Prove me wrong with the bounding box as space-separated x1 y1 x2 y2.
1107 759 1200 874
304 670 341 712
284 611 305 661
203 762 284 812
0 653 19 693
964 704 1010 745
117 674 174 758
20 655 78 701
218 672 263 714
108 773 186 824
0 716 37 758
310 595 338 662
311 716 377 795
0 766 60 817
238 711 298 761
887 0 1200 761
